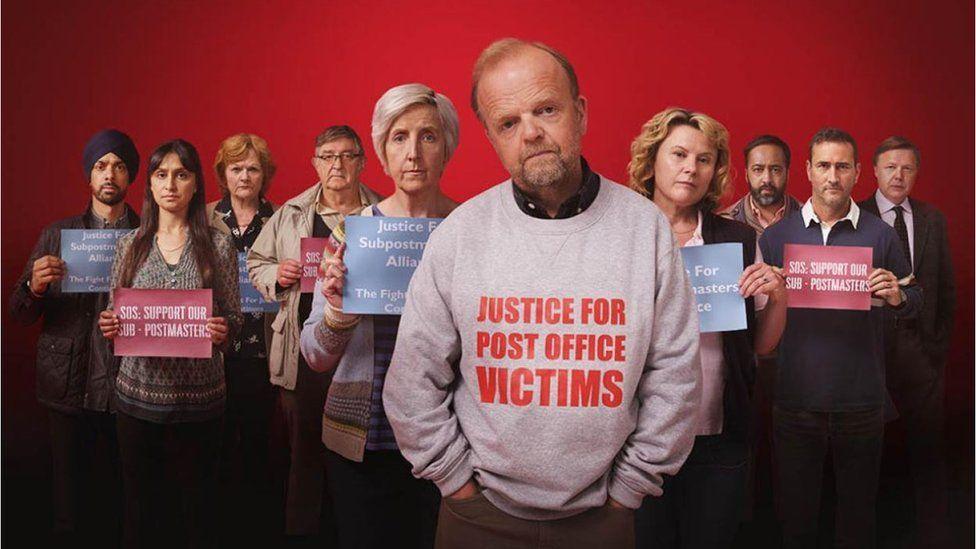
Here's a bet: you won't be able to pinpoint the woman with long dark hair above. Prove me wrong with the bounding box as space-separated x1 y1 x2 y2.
99 139 242 549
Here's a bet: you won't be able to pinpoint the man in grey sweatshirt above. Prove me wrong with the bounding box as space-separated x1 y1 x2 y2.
383 38 702 548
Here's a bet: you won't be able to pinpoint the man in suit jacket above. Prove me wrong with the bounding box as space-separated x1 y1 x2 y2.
858 135 956 548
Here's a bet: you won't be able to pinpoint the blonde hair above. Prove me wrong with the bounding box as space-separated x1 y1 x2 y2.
371 83 460 171
213 133 277 197
627 107 732 213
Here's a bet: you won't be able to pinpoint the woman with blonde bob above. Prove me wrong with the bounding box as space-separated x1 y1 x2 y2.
628 108 787 548
206 133 278 543
298 83 459 549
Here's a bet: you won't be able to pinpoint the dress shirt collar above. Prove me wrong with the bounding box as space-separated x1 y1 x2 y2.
874 188 912 215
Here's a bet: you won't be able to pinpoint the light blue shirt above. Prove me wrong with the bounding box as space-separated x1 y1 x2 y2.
873 189 914 267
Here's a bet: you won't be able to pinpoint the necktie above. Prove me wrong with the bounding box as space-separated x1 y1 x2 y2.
892 205 912 270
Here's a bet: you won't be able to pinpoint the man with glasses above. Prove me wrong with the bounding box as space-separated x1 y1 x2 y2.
248 125 381 544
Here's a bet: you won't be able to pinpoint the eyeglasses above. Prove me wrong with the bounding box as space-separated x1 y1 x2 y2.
314 152 363 164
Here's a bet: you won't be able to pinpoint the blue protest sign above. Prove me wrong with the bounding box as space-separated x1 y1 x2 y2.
343 216 442 315
238 252 278 313
60 229 133 293
680 242 747 333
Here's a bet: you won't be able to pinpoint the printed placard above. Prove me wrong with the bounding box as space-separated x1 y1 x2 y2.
60 229 133 292
680 243 747 333
238 252 278 313
784 244 872 310
300 237 329 293
113 288 212 358
342 216 442 315
473 295 628 408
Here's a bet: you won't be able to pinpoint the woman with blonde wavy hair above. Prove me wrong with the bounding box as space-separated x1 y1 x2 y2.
628 107 787 548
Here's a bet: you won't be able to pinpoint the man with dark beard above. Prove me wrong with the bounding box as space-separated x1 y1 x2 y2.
720 134 802 523
10 129 140 545
722 134 801 233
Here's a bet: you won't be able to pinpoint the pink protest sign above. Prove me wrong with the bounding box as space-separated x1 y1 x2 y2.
783 244 873 311
113 288 213 358
300 237 329 293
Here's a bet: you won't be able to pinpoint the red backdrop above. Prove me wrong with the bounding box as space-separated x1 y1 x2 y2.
2 0 972 519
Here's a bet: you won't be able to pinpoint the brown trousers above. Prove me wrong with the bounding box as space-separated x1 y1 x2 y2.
279 363 330 535
436 491 634 549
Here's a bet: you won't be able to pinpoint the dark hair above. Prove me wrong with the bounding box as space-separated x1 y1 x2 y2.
314 125 363 153
118 139 217 288
744 134 791 169
873 135 920 167
808 127 858 161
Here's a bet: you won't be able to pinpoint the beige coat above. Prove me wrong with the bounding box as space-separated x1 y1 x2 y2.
246 182 381 390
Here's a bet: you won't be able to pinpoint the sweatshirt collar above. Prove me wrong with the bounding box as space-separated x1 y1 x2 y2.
801 198 860 230
510 157 599 219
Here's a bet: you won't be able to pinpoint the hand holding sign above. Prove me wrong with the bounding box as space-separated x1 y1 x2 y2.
738 262 785 300
99 309 120 339
277 259 303 288
31 255 65 295
868 268 903 306
321 243 347 310
207 316 229 346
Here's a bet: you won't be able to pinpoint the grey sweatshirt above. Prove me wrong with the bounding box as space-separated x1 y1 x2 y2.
383 177 701 520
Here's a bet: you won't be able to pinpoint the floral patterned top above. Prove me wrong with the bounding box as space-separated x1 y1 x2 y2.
213 196 275 360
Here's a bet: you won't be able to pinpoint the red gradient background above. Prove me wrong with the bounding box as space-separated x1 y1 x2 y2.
2 0 973 539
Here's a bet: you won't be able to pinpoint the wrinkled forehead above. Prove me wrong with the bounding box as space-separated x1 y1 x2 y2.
317 138 360 155
478 49 573 118
390 103 442 132
876 148 917 166
810 141 856 164
747 144 787 166
227 148 261 166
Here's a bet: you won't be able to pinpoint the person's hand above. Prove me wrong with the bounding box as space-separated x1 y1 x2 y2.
207 317 229 346
30 255 65 295
868 268 903 306
276 259 303 288
99 309 119 339
321 244 347 310
447 479 479 501
607 498 628 510
738 263 786 301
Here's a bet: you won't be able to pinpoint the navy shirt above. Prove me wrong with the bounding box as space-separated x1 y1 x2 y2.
759 205 920 411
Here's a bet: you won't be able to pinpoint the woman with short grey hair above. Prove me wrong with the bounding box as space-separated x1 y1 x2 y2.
371 82 460 172
298 82 460 549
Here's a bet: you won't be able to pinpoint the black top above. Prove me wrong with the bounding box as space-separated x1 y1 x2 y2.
10 202 140 413
511 157 600 219
857 196 956 362
213 196 275 360
701 212 758 441
759 208 921 411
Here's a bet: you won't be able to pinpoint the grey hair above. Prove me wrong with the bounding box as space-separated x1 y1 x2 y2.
371 83 460 170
